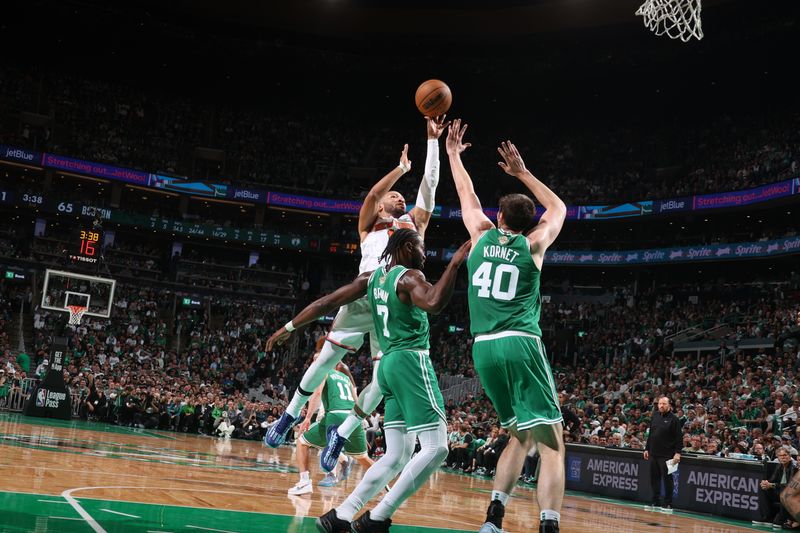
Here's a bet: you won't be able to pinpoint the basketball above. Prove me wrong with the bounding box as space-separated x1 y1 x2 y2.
415 79 452 117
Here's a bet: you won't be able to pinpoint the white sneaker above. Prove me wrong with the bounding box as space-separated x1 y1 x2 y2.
288 479 313 495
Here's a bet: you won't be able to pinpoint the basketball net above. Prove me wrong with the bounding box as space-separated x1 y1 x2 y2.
636 0 703 42
66 305 87 326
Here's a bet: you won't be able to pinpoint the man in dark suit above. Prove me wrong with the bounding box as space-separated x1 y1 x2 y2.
758 446 799 527
643 397 682 511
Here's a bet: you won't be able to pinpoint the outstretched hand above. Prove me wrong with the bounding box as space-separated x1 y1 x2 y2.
266 327 292 351
446 119 472 156
426 114 451 140
399 143 412 171
450 240 472 266
497 140 527 177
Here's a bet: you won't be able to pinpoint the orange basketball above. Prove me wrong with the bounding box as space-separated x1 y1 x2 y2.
415 79 452 117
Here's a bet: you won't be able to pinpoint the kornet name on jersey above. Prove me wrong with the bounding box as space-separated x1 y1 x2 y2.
466 228 542 337
359 213 417 274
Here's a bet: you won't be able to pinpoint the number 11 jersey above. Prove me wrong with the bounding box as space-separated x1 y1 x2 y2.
467 228 542 337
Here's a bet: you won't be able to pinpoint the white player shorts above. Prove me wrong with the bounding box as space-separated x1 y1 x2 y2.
326 296 381 360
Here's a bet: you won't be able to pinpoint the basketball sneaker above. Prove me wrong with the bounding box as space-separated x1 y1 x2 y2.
318 472 339 487
351 511 391 532
341 455 354 480
478 500 505 533
264 412 299 448
288 478 312 495
321 425 349 472
539 519 560 533
315 509 351 533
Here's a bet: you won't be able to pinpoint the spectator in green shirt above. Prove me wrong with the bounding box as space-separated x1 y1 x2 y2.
15 352 29 374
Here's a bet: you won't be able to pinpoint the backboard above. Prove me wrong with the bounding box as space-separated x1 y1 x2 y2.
41 269 116 318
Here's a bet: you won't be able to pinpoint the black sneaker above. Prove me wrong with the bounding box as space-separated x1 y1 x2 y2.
539 519 560 533
315 509 351 533
351 511 392 532
485 499 505 529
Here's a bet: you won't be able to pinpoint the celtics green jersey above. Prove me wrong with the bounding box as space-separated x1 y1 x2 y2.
368 265 430 354
467 228 541 336
322 369 356 412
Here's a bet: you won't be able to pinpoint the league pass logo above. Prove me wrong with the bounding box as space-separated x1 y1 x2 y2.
36 388 47 407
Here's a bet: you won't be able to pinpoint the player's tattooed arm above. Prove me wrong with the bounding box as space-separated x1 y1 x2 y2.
359 145 411 241
266 272 371 350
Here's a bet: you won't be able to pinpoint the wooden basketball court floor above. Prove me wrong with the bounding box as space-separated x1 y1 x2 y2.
0 413 764 532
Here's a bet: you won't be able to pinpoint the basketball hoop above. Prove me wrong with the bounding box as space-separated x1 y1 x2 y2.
636 0 703 42
66 305 87 325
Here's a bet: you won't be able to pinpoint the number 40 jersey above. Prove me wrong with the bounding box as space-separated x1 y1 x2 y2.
467 228 542 337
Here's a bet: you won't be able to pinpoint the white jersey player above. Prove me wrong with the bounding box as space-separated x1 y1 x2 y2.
265 116 449 454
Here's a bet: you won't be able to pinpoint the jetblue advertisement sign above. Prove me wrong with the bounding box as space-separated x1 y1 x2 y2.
0 144 39 165
1 142 798 220
654 197 691 214
693 179 794 210
227 187 268 203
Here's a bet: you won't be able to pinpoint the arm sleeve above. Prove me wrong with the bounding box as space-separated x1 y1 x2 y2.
415 139 440 212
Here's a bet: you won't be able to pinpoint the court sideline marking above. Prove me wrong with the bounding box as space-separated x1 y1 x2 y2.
60 485 263 533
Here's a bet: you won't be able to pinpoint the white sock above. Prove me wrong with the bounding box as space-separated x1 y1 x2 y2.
286 390 310 418
540 510 560 522
336 428 414 521
300 471 310 482
371 421 448 522
491 491 510 506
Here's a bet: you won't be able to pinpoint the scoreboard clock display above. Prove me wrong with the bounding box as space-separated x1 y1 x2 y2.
70 227 103 264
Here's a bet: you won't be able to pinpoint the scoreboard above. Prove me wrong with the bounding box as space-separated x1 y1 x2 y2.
70 227 103 264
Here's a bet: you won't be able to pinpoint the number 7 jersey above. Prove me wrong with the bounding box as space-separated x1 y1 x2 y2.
367 265 430 355
466 228 542 337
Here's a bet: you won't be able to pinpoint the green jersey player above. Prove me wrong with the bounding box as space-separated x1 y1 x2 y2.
267 229 470 532
446 119 567 533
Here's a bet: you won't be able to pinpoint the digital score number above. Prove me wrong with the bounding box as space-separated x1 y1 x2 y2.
70 228 103 264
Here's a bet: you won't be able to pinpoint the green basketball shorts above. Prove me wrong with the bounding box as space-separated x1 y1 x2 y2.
377 349 446 433
299 411 368 456
472 332 562 431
